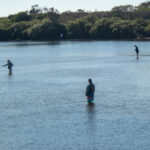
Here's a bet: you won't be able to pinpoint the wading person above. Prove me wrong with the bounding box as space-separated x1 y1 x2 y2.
85 78 95 105
3 60 13 75
134 45 139 59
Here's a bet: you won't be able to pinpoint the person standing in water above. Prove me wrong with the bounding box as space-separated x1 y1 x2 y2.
3 60 13 75
134 45 139 59
85 79 95 105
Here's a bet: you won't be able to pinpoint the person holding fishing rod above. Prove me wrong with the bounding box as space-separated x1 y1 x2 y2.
2 60 13 75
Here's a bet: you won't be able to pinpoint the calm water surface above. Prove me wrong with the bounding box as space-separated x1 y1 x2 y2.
0 41 150 150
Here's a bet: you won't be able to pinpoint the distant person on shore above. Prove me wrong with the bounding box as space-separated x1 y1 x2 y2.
60 33 63 38
85 79 95 105
3 60 13 75
134 45 139 59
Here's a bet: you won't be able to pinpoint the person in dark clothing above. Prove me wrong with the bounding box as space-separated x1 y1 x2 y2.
85 79 95 105
3 60 13 75
134 45 139 59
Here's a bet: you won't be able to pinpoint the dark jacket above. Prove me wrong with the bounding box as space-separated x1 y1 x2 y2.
135 46 139 53
86 83 95 98
8 62 13 69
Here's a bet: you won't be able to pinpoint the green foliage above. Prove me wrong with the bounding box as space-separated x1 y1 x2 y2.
46 11 60 23
67 20 91 39
35 13 47 20
9 22 29 40
0 28 9 41
140 1 150 7
111 5 134 19
60 11 88 22
29 4 42 17
133 6 150 19
90 18 112 39
10 12 31 22
0 18 12 29
27 19 66 40
110 19 136 38
1 1 150 40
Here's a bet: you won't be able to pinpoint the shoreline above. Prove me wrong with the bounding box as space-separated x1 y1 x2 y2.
1 38 150 42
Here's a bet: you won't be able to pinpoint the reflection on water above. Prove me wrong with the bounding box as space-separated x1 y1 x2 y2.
0 41 61 47
87 103 95 113
86 103 96 130
86 103 97 148
0 41 150 150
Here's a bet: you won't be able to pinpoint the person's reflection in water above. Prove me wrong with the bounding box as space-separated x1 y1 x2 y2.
87 102 95 113
86 103 97 147
86 103 95 128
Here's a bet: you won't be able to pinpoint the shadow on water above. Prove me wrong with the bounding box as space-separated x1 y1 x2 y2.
15 41 61 47
86 102 95 113
8 73 12 77
86 103 96 127
86 103 97 146
127 54 150 57
0 41 61 47
8 74 13 80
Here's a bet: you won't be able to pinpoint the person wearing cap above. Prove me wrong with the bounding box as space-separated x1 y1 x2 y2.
3 60 13 75
85 78 95 105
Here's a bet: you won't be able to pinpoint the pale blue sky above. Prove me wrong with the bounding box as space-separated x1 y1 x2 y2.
0 0 146 16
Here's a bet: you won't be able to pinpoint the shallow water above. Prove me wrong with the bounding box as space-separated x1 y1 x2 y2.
0 41 150 150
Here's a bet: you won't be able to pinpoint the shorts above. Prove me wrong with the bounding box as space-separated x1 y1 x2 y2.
87 97 94 102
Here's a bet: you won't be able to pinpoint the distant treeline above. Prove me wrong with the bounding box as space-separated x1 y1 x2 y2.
1 2 150 41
